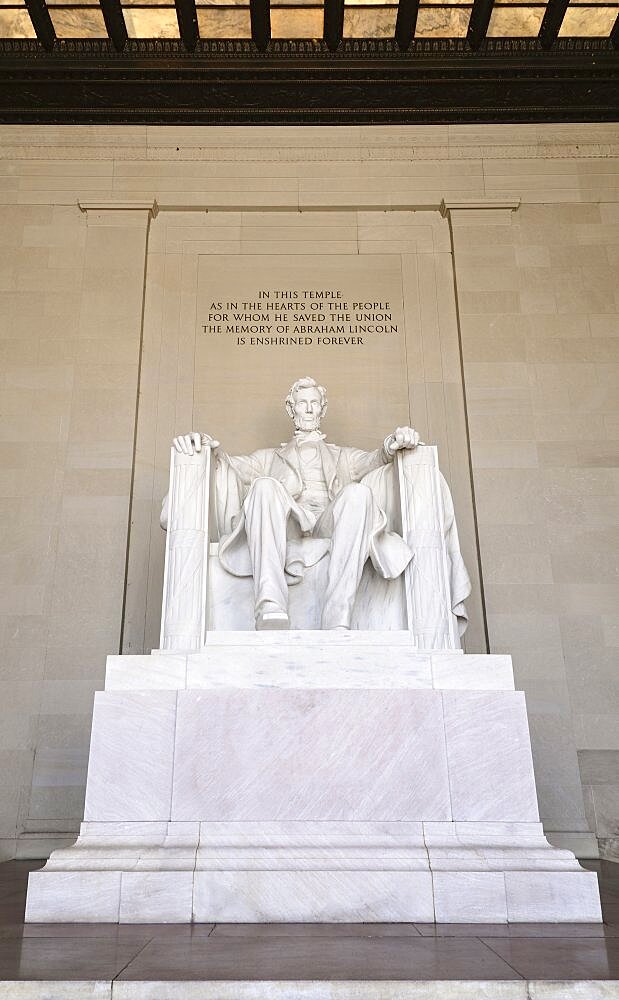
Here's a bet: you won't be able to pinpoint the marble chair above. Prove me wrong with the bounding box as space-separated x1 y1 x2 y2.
159 443 463 650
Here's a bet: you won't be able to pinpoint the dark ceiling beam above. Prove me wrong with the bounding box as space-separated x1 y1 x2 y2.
538 0 570 50
24 0 55 51
174 0 199 51
466 0 494 51
323 0 344 52
100 0 128 52
394 0 420 51
0 37 617 124
611 12 619 48
250 0 270 51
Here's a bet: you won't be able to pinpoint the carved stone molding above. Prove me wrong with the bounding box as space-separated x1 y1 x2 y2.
0 37 616 123
0 36 614 59
440 199 521 217
78 199 159 216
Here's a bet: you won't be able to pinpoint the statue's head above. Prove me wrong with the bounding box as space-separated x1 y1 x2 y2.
285 376 328 433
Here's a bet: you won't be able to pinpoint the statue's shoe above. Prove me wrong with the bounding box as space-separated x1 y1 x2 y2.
255 610 290 630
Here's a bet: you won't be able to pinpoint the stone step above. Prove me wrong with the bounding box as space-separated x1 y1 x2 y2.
105 649 515 692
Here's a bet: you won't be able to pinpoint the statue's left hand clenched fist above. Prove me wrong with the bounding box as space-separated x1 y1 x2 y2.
384 426 421 456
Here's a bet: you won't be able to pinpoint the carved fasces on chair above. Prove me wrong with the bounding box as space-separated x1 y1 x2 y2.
396 446 459 651
160 446 211 651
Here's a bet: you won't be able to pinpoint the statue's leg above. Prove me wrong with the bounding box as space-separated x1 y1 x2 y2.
321 483 373 630
244 477 293 629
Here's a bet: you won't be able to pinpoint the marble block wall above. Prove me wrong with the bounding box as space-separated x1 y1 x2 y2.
450 195 619 857
0 123 617 861
0 184 152 859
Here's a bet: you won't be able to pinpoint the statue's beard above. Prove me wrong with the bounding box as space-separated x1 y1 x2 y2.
293 413 322 433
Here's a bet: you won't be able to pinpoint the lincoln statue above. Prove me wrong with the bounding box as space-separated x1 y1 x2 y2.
169 376 470 634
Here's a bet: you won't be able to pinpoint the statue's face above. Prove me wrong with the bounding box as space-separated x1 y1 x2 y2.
291 386 324 432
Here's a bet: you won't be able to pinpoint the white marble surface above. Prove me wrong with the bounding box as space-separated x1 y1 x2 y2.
203 631 417 647
193 870 434 922
529 986 619 1000
106 654 186 690
208 556 408 633
171 689 451 822
105 644 515 693
442 691 540 823
25 871 121 923
25 814 602 922
432 871 508 922
187 646 434 689
26 644 601 924
84 691 177 822
196 819 425 846
0 988 113 1000
505 870 603 922
119 871 194 922
78 821 170 843
452 821 546 841
9 983 614 1000
431 653 514 690
113 984 533 1000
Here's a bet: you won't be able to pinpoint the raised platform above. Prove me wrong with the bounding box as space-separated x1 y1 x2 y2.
4 859 619 1000
25 635 602 924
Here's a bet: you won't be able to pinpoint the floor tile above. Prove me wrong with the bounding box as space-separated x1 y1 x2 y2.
415 922 619 938
25 923 212 940
210 923 422 939
0 937 149 981
0 880 31 896
116 935 523 981
0 894 27 913
481 938 619 980
0 902 26 926
0 923 159 944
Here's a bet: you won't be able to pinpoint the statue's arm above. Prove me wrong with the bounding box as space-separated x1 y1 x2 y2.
224 450 268 487
171 431 268 486
346 445 391 481
346 427 421 481
160 433 266 532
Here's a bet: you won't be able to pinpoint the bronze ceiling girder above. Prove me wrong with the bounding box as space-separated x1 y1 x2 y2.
0 36 617 123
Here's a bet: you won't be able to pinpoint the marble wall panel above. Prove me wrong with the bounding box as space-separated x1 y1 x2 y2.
451 197 619 852
504 870 602 922
119 870 194 922
172 689 451 822
579 749 619 850
442 691 540 823
84 691 177 822
433 871 508 923
0 204 105 856
193 870 434 922
25 870 121 922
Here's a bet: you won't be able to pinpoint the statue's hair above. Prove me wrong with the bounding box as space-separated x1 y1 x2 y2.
285 376 328 420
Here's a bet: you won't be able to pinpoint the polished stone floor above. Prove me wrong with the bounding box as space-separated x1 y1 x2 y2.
0 859 618 998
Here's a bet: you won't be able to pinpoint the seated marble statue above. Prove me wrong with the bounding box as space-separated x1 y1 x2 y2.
171 376 470 635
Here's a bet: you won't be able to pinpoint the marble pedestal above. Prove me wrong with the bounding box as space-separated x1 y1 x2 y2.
25 633 602 923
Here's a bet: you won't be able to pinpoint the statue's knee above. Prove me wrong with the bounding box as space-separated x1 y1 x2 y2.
338 482 373 508
247 477 285 507
251 476 276 493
